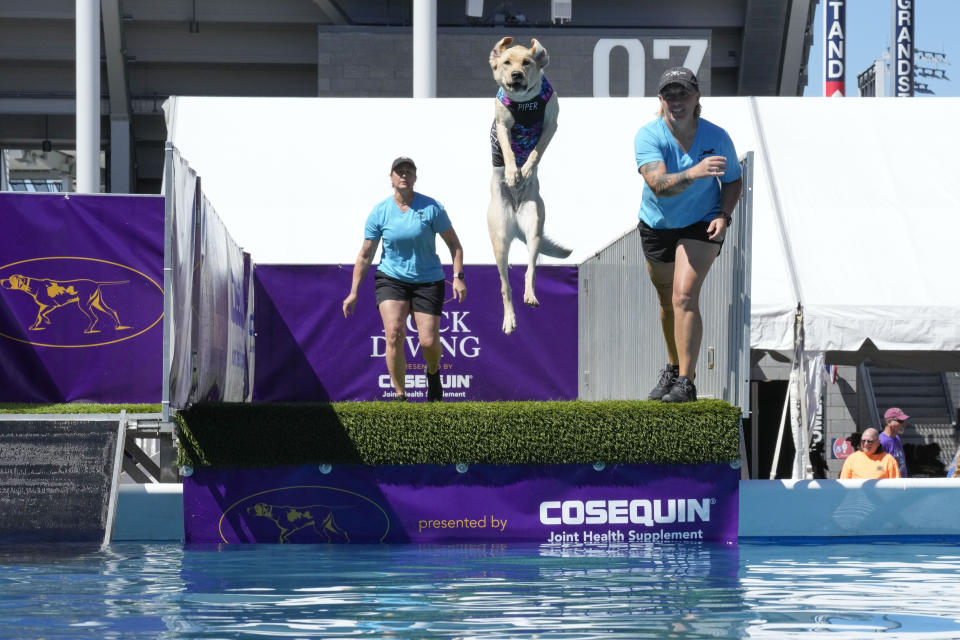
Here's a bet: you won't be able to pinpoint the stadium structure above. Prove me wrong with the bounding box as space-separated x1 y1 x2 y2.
1 0 816 193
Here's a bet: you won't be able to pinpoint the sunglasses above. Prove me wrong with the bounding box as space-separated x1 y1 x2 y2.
660 90 692 101
860 439 877 445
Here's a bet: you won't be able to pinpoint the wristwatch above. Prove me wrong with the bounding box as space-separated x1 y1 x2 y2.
717 211 733 225
455 272 465 280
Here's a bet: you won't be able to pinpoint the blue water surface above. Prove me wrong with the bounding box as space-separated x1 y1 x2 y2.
1 540 960 639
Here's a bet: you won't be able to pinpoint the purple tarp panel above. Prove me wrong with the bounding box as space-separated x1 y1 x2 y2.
184 463 739 545
253 265 578 402
0 193 164 403
183 463 739 544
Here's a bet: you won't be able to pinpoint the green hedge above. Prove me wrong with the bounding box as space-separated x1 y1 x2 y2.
0 403 161 414
176 400 740 468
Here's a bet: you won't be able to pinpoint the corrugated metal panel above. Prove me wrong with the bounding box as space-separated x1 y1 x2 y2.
738 0 790 95
0 149 8 191
579 153 754 415
0 418 122 543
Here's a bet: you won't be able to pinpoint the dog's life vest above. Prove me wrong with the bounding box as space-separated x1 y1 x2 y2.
490 75 554 168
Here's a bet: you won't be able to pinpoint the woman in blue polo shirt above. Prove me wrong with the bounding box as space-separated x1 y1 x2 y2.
635 67 743 403
343 156 466 403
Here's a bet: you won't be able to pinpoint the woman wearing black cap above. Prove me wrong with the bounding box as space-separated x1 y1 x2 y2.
342 157 466 402
634 67 743 403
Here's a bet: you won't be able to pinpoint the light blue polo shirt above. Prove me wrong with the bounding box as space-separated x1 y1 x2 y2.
364 193 451 283
634 116 741 229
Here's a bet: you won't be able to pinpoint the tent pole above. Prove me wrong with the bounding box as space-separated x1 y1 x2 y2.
790 361 804 479
801 352 826 478
738 418 750 480
769 379 791 479
750 381 760 478
789 306 807 479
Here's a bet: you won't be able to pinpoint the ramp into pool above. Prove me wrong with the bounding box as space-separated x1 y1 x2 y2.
0 414 125 544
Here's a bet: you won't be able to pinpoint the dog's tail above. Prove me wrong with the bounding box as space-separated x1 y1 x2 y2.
539 235 572 259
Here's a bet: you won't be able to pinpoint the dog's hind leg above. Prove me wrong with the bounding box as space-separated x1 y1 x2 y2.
90 290 131 330
490 221 517 335
516 195 546 308
487 172 518 334
76 301 101 333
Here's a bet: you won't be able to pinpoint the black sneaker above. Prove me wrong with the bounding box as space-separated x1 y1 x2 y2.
426 370 443 402
648 364 679 400
662 376 697 403
395 394 407 402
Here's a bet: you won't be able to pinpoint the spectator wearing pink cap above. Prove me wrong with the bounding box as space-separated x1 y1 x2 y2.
879 407 909 477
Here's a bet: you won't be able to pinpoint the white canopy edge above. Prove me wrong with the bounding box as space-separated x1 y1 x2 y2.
164 96 960 356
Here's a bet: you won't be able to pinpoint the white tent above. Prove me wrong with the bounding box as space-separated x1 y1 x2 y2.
165 95 960 356
165 96 960 475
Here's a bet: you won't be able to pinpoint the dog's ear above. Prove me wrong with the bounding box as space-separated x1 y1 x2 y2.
530 38 550 69
489 36 513 69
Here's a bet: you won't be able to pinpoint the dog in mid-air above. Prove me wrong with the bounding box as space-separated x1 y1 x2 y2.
488 36 571 335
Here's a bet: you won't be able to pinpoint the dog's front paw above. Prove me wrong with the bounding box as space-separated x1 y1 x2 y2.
523 291 540 307
505 166 521 187
502 313 517 335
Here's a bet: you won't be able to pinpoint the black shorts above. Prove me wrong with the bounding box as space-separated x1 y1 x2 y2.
374 272 445 316
638 219 724 263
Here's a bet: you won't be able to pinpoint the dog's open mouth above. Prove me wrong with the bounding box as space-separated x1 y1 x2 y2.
507 81 527 91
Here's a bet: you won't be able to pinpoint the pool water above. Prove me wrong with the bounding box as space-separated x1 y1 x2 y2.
2 541 960 639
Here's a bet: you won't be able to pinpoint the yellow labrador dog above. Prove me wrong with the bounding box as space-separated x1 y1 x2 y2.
488 36 570 335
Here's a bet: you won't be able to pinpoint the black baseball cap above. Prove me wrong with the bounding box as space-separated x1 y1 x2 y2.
390 156 417 172
657 67 699 93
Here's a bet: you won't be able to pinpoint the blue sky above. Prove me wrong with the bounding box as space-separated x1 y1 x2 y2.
803 0 957 97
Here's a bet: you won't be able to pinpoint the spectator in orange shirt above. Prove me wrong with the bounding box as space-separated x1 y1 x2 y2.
839 428 901 479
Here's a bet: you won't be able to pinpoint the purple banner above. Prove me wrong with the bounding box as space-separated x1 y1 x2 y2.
253 264 578 401
184 463 739 544
0 193 164 403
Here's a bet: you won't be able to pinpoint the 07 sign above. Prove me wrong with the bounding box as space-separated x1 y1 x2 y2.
592 38 709 97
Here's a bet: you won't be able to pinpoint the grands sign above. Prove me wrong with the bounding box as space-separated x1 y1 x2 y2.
317 28 712 97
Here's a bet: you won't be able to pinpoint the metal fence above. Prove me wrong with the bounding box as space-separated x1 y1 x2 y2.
578 152 754 416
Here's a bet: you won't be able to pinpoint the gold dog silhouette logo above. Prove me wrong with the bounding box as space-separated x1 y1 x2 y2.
246 502 351 544
1 274 131 333
0 257 163 348
219 485 391 544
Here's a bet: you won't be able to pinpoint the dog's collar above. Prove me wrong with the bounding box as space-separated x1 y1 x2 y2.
498 75 552 107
